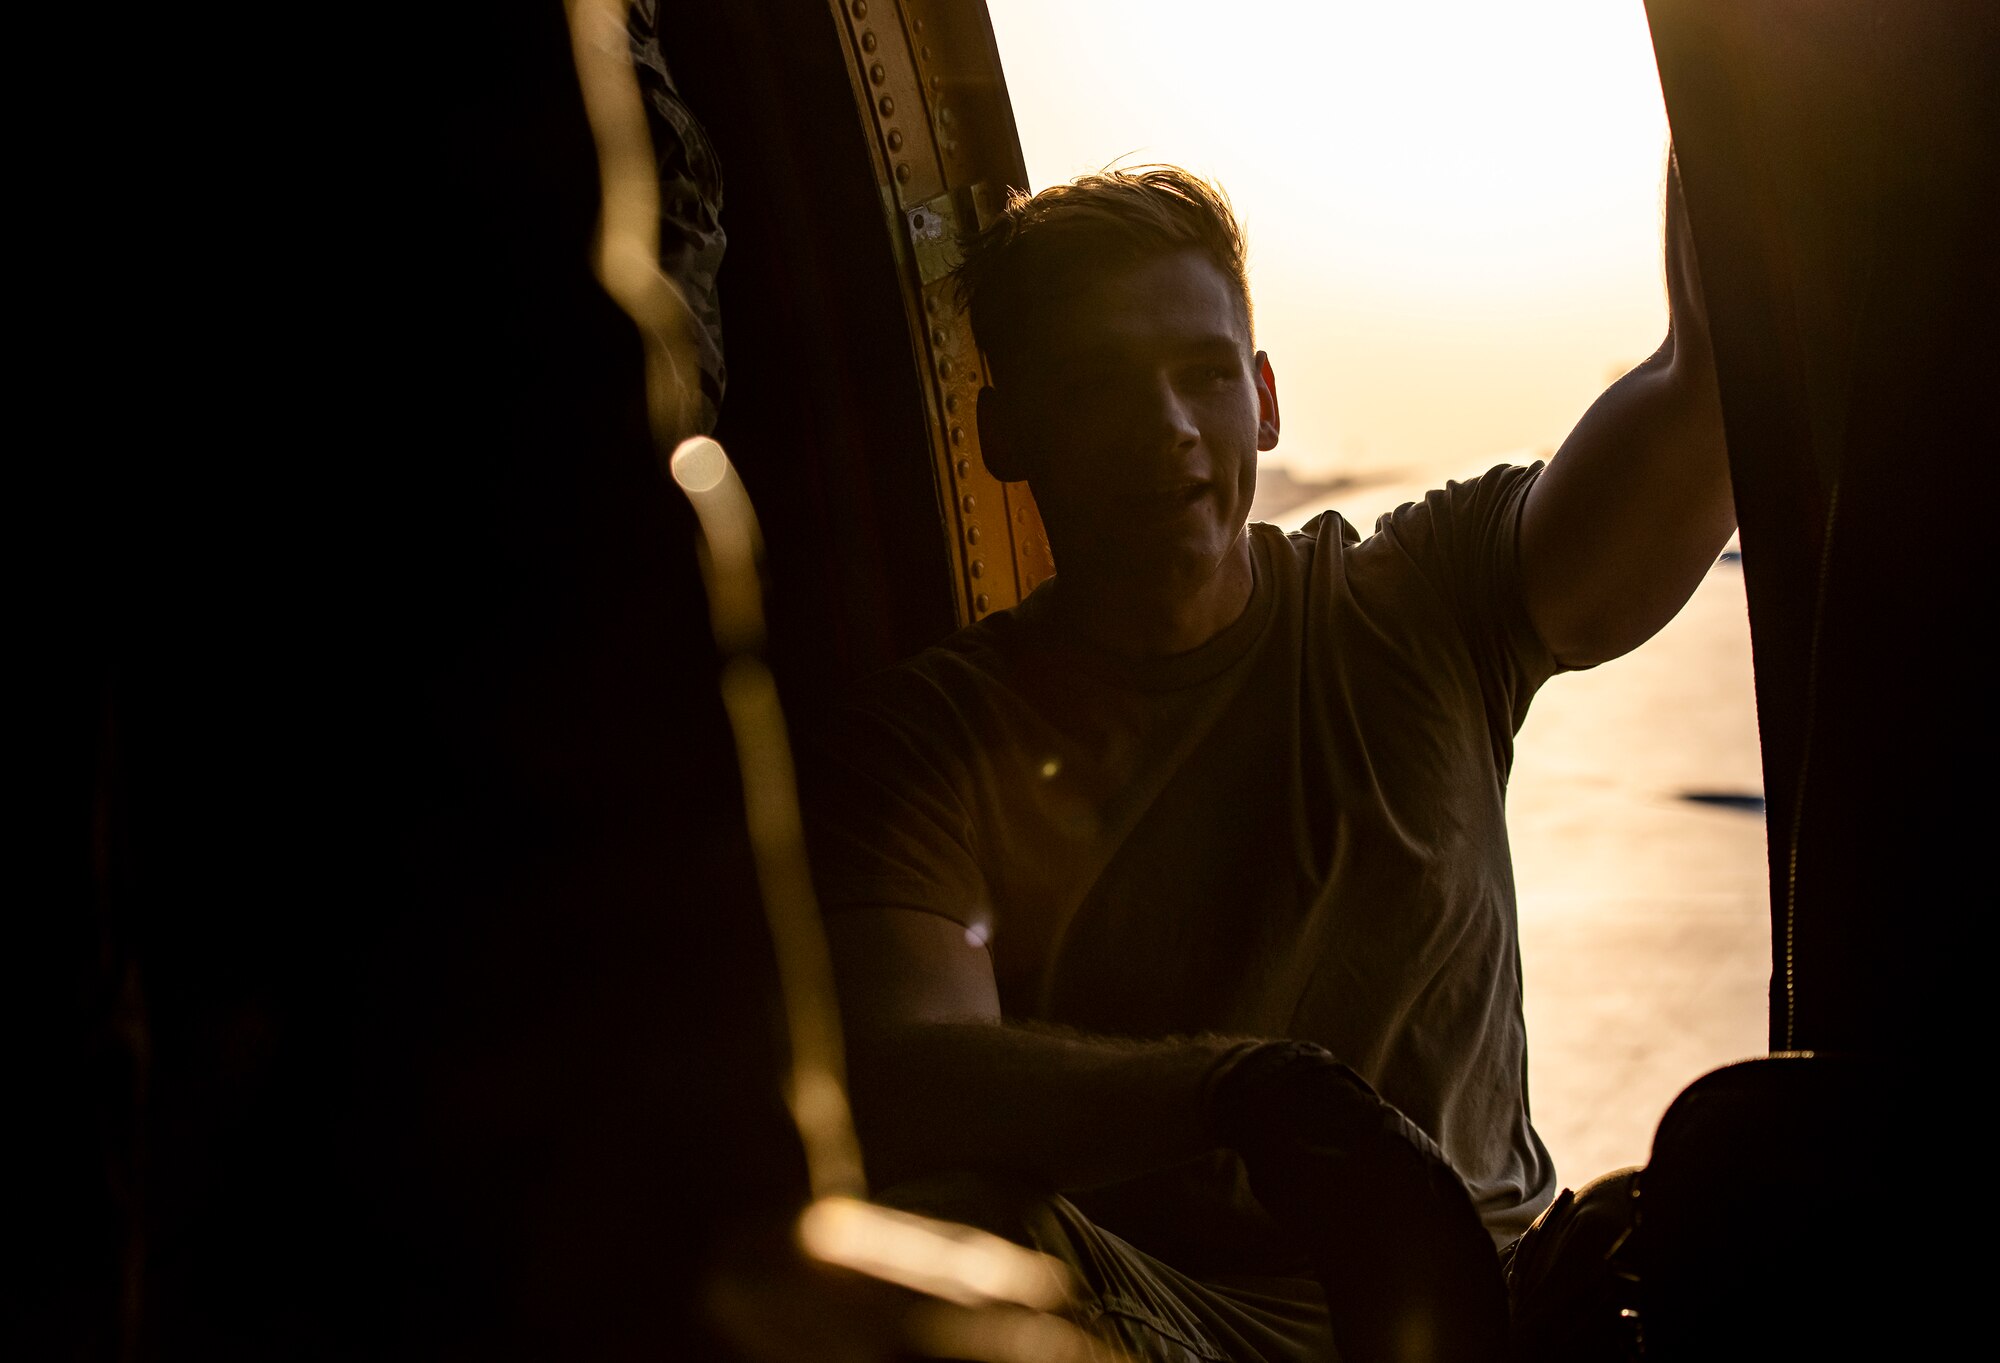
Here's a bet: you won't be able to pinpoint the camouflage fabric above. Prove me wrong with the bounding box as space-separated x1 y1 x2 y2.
627 0 726 433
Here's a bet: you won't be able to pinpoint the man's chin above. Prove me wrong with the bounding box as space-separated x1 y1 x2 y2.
1060 531 1244 598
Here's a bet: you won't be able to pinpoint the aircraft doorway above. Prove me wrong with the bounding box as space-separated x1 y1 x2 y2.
988 0 1770 1186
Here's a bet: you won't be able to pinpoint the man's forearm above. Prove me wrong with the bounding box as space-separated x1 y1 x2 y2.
844 1020 1242 1193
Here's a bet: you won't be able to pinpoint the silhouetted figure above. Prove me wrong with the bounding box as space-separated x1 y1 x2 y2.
803 162 1730 1361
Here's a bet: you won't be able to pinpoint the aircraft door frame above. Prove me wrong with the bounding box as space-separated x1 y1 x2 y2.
826 0 1055 626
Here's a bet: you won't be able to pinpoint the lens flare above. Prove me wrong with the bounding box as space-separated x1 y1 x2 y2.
671 435 729 493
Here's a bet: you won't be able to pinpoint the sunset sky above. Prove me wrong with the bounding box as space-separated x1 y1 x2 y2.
987 0 1675 485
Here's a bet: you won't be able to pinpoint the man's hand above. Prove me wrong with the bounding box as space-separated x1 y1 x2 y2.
1205 1040 1442 1159
1204 1041 1512 1363
1662 147 1709 354
1519 145 1734 668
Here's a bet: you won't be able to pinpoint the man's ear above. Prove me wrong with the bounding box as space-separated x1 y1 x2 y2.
976 384 1029 483
1254 351 1281 452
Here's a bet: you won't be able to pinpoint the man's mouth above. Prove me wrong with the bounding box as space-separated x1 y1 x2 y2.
1121 481 1208 514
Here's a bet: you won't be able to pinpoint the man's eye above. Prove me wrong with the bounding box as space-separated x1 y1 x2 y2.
1063 364 1120 391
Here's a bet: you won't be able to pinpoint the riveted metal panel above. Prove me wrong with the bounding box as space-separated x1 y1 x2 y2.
828 0 1053 626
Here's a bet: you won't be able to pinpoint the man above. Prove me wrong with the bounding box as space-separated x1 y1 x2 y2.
803 162 1730 1360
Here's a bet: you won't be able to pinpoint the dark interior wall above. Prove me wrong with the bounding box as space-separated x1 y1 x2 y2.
663 2 962 697
56 5 908 1359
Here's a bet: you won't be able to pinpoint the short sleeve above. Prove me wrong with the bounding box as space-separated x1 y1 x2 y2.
797 671 987 929
1370 462 1562 735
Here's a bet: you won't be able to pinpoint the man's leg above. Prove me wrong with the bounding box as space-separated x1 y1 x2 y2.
877 1173 1337 1363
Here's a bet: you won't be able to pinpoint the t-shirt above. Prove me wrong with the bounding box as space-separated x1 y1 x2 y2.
805 463 1563 1269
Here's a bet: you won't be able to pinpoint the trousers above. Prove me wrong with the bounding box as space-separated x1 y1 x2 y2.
878 1166 1643 1362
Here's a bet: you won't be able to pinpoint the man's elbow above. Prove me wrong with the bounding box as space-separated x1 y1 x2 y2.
1541 610 1651 671
1534 531 1733 668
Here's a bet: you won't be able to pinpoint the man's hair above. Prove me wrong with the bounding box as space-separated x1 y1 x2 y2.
951 165 1251 381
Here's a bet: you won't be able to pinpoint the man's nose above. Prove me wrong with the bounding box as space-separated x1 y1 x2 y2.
1133 373 1200 454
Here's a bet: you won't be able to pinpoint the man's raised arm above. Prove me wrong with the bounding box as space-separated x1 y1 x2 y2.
1518 149 1734 669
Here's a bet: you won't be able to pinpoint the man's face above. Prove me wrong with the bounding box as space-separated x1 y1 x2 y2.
984 248 1279 600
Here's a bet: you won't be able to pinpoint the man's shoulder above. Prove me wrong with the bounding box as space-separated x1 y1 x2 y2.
1368 462 1544 542
882 607 1033 691
824 608 1038 744
1266 463 1545 586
